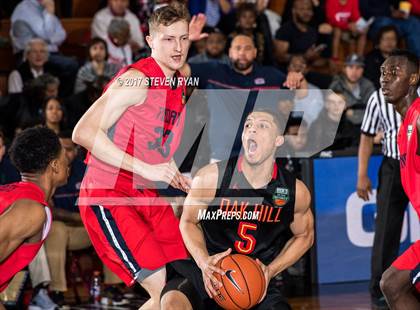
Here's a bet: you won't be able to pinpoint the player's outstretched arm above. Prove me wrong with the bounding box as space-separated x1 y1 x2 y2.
0 200 46 262
72 70 183 186
258 180 314 281
73 69 147 172
180 164 231 297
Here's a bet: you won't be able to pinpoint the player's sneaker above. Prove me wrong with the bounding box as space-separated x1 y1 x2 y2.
371 295 389 309
28 288 58 310
100 285 129 306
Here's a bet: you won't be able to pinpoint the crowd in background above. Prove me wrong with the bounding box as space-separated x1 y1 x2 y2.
0 0 419 307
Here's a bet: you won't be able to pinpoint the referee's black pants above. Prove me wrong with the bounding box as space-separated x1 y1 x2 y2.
370 156 409 298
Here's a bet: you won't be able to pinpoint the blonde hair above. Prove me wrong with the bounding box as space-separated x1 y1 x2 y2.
148 2 190 34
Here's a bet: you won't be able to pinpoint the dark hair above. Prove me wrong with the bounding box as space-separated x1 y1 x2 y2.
57 129 73 140
87 37 109 61
236 3 258 19
9 127 61 174
327 90 346 101
41 97 67 129
149 2 190 33
286 117 308 131
375 25 399 46
389 49 420 74
247 108 286 133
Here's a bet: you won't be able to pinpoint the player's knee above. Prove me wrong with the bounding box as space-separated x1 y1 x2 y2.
380 267 404 300
160 291 192 310
140 268 166 299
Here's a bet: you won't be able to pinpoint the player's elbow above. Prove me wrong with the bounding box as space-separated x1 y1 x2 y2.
72 121 95 149
307 230 315 249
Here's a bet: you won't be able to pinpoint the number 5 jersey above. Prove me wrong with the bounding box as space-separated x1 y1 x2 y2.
201 156 296 265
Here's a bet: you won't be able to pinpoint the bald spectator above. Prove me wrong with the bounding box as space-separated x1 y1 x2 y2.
92 0 144 56
181 34 288 162
8 39 56 94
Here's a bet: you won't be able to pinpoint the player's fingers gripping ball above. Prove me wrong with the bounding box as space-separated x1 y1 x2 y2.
213 254 266 310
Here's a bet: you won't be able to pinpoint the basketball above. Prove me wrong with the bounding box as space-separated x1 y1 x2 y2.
213 254 266 310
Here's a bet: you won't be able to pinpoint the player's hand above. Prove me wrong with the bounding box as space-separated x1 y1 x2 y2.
255 259 271 303
169 160 192 193
189 14 208 42
140 162 186 190
198 248 232 298
356 174 372 201
304 45 321 62
283 72 304 90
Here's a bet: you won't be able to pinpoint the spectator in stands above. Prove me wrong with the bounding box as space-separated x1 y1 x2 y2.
228 3 273 65
41 97 66 134
287 54 323 126
274 0 326 69
308 90 359 151
10 0 79 96
92 0 145 56
74 38 119 94
188 27 229 64
45 131 125 306
277 117 309 177
326 0 368 61
66 76 110 129
364 25 399 89
36 73 60 99
285 117 309 154
329 54 375 125
182 34 289 161
0 130 20 184
8 39 56 94
360 0 420 57
188 0 233 28
12 74 60 134
277 90 295 121
408 0 420 18
106 18 132 68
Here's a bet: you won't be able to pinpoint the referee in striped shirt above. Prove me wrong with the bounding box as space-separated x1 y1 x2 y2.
357 89 409 307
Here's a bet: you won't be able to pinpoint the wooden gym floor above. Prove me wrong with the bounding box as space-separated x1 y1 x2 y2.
66 281 378 310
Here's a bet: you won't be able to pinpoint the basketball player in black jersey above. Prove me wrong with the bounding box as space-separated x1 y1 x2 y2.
160 110 314 310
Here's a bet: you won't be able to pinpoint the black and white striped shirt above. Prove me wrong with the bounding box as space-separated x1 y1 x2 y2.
361 89 401 160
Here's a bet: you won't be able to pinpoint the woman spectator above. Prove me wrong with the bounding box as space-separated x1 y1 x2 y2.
74 38 119 94
364 25 399 89
42 97 66 134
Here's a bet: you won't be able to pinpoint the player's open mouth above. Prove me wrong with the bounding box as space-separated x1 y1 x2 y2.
247 139 258 155
172 55 182 61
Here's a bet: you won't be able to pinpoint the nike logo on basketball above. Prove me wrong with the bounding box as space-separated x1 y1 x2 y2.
225 270 242 293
